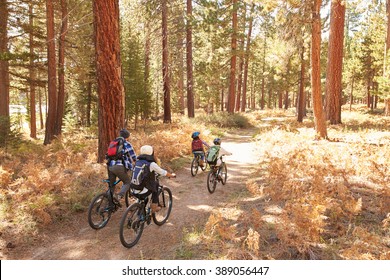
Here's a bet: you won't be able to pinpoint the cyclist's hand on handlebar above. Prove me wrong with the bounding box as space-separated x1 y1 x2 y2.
167 172 176 179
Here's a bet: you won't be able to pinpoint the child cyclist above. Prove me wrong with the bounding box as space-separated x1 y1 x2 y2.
191 131 210 167
207 138 232 180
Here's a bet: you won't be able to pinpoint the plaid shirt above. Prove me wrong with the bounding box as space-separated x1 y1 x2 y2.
108 140 137 170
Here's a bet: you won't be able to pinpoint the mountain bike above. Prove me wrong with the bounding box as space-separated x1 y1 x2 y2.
207 156 227 194
119 175 173 248
87 179 133 230
191 151 208 176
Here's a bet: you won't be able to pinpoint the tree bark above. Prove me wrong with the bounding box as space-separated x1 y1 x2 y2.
385 0 390 116
44 0 58 145
325 0 345 124
55 0 68 136
235 3 246 112
0 0 10 147
241 4 254 112
227 0 238 113
29 2 37 139
93 0 125 162
162 0 171 123
311 0 328 139
177 24 185 115
186 0 195 118
297 45 306 122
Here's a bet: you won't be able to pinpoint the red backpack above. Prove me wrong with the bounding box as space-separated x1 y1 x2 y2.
106 137 124 160
192 139 203 151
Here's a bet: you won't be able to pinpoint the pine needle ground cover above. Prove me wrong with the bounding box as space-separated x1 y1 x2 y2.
178 108 390 260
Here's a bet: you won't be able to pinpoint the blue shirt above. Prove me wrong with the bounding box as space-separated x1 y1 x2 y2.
108 140 137 170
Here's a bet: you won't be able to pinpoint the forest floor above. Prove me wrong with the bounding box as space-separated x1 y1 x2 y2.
6 128 261 260
3 109 390 260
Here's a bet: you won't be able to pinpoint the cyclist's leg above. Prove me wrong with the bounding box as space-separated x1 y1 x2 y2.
216 158 222 179
147 182 161 213
107 166 117 206
114 166 131 197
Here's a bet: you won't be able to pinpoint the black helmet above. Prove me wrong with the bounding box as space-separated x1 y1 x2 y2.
120 129 130 139
213 138 221 145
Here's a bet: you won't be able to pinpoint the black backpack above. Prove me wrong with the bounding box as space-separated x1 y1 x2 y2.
130 159 151 190
106 137 124 161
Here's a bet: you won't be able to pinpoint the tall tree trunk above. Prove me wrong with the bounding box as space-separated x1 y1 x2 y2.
186 0 195 118
0 0 10 147
311 0 328 139
29 2 37 139
260 28 266 110
297 45 306 122
55 0 68 136
93 0 125 162
385 0 390 116
325 0 345 124
241 3 254 113
86 81 92 126
221 88 224 111
144 17 151 119
236 53 244 112
366 77 371 108
44 0 58 145
349 74 354 111
162 0 171 123
177 28 185 115
227 0 238 113
278 92 283 108
284 91 289 109
235 3 246 112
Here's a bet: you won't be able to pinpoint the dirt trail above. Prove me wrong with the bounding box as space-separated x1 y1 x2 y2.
13 129 260 260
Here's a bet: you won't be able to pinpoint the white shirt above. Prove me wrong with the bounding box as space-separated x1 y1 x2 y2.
149 162 168 176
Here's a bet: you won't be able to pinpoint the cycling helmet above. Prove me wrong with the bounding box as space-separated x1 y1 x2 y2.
213 138 221 145
120 129 130 139
191 131 200 139
140 145 153 155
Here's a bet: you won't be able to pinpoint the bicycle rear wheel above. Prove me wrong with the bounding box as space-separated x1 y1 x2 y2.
119 203 145 248
220 162 227 185
207 171 217 193
88 193 112 229
191 157 199 176
152 187 173 225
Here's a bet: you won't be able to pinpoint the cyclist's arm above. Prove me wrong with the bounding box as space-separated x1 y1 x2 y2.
150 162 176 178
202 140 210 149
124 142 137 162
219 147 232 156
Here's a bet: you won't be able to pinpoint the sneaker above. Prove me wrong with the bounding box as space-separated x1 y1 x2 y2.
151 203 162 213
199 159 205 167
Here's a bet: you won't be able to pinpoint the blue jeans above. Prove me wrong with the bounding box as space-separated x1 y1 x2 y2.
193 151 205 161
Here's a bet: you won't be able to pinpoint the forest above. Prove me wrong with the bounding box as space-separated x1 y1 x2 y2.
0 0 389 260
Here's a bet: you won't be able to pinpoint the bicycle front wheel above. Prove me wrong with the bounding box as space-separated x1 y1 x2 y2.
119 203 145 248
88 193 112 229
152 187 173 225
220 162 227 185
191 157 199 176
207 171 217 194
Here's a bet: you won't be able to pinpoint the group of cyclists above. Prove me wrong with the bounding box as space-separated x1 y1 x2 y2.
191 131 232 179
107 129 176 213
107 129 231 212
